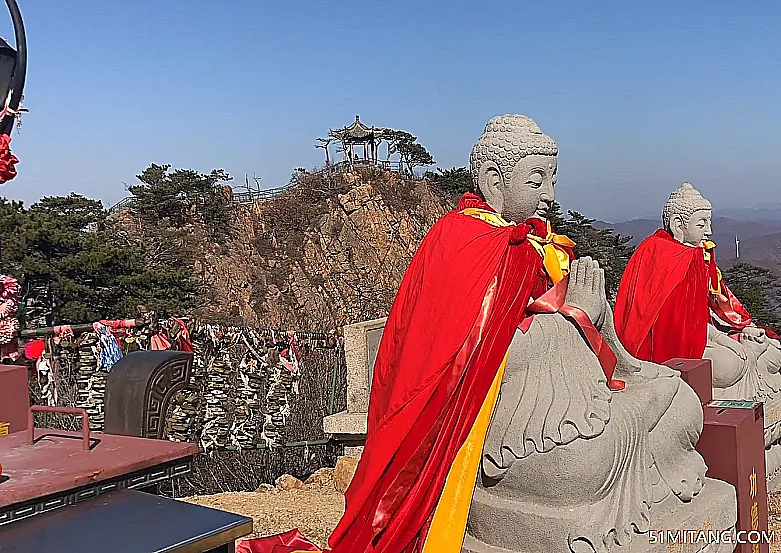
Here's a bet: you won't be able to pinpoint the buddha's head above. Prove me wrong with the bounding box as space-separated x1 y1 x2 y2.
662 182 713 246
470 114 558 223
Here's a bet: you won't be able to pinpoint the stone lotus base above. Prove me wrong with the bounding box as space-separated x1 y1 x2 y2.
462 477 736 553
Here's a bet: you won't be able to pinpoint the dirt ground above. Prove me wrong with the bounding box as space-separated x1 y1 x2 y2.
182 488 345 548
182 488 781 551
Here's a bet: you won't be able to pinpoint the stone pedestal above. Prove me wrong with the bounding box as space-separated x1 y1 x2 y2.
323 318 386 453
698 402 769 553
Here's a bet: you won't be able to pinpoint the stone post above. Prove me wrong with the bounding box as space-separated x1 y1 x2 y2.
323 317 386 459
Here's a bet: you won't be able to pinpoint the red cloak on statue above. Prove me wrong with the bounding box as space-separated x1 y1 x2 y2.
327 193 545 553
239 193 622 553
614 228 761 364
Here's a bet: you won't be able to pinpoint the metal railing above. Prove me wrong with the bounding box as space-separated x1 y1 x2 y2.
107 186 296 214
107 196 137 213
106 162 408 213
231 185 294 204
324 159 403 172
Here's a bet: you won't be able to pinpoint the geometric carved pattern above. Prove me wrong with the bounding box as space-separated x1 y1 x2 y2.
104 351 194 440
144 357 191 439
0 459 192 527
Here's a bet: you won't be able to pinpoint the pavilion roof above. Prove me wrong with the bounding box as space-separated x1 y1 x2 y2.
329 115 388 142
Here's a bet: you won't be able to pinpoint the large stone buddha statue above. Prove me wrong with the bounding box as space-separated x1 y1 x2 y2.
461 117 736 553
241 117 737 553
239 115 740 553
615 182 781 484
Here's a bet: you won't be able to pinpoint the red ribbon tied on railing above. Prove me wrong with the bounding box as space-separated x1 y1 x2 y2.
0 134 18 184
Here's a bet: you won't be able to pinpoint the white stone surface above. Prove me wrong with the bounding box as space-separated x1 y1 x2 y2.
322 318 386 445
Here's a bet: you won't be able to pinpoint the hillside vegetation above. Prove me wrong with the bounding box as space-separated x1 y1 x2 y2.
3 163 779 334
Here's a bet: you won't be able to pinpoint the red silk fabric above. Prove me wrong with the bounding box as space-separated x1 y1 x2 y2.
324 193 543 553
24 339 46 360
613 229 760 364
614 229 711 362
0 134 18 184
711 281 752 332
236 529 321 553
170 316 194 352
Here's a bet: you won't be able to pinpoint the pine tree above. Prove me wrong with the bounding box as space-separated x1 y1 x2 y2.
548 202 636 302
722 262 781 330
0 193 202 324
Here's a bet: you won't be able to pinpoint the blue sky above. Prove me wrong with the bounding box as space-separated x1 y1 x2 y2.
1 0 780 221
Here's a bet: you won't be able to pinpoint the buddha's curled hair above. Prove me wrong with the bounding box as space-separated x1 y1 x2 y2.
469 114 558 189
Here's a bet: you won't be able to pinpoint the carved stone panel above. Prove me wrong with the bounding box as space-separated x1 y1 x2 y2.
104 351 193 440
342 318 386 414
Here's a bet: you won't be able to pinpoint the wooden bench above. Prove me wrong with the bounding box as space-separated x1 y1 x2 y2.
0 489 253 553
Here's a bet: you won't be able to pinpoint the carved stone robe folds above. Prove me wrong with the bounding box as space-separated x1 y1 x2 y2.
463 311 737 553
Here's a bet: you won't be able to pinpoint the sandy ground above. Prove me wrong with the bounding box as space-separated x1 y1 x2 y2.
183 488 781 551
182 488 345 548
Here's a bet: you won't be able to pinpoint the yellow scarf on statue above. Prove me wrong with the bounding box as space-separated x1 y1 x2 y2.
460 208 574 284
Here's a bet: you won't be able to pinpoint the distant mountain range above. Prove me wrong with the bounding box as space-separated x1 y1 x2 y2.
594 210 781 274
714 205 781 222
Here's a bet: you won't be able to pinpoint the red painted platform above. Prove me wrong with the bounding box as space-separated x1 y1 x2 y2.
0 429 198 509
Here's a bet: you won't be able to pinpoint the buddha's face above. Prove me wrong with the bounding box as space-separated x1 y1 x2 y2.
479 154 557 223
671 209 712 246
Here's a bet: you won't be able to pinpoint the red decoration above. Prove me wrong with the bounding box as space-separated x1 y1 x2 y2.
325 193 544 553
237 529 320 553
150 333 171 350
0 134 18 184
24 339 45 360
509 222 531 244
614 229 712 363
170 317 193 352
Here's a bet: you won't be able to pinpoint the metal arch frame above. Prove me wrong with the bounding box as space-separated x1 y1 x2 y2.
0 0 26 136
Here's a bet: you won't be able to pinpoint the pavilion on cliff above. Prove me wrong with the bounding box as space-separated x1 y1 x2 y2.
318 115 398 171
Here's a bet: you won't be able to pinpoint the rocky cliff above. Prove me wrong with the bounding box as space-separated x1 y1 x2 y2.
195 167 454 330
